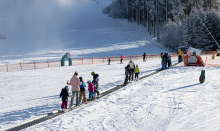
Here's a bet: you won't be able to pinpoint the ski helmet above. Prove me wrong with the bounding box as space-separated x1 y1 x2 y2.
65 86 69 91
91 71 95 75
87 80 91 83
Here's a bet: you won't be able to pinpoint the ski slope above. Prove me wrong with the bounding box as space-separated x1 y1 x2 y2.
24 60 220 131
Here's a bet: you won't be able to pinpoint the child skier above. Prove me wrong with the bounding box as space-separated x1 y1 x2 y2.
87 80 97 100
108 58 111 65
124 65 130 84
59 86 69 109
79 77 87 104
135 65 140 80
121 55 123 64
162 58 165 69
91 71 101 98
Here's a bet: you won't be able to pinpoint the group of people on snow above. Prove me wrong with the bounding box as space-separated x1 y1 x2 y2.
161 52 172 69
60 51 175 109
124 59 140 84
60 71 100 109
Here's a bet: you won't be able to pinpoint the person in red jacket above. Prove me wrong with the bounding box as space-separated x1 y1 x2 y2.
121 55 123 64
87 80 97 99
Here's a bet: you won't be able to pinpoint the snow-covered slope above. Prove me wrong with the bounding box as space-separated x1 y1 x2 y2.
0 0 166 64
23 62 220 131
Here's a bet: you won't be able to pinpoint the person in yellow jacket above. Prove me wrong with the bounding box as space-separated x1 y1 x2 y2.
178 49 183 62
135 65 140 80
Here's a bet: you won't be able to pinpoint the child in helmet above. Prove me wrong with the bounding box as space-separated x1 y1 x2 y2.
87 80 97 99
135 65 140 80
59 86 70 109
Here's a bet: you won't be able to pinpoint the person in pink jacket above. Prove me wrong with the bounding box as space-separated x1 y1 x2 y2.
87 80 97 99
67 71 81 106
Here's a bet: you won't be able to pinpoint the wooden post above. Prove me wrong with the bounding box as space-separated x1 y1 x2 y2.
146 54 147 60
130 55 131 60
137 55 138 61
20 62 22 70
112 56 113 62
82 58 83 65
34 61 36 69
103 57 104 63
47 61 49 68
6 64 8 72
92 57 93 64
152 54 153 60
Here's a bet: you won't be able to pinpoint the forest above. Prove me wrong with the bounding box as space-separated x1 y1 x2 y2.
103 0 220 51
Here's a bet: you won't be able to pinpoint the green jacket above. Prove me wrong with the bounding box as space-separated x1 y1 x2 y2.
135 67 140 73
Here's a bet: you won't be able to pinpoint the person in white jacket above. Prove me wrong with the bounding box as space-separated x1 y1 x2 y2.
128 59 135 81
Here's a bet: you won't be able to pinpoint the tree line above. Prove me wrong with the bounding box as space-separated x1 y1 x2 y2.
103 0 220 51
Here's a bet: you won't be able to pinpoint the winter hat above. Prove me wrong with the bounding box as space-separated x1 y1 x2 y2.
79 77 83 82
87 80 91 84
91 71 95 75
74 71 78 76
136 65 138 67
65 86 69 91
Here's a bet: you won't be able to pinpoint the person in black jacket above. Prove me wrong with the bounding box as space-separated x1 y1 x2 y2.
124 65 130 85
60 86 69 109
143 52 146 61
163 53 168 68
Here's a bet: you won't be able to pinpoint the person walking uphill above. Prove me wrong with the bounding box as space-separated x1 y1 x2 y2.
91 71 101 97
135 65 140 80
124 65 130 84
143 52 146 62
79 77 87 104
59 86 69 109
128 59 135 81
178 49 183 62
67 71 81 107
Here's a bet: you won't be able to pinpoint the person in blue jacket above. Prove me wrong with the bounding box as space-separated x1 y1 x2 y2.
79 77 87 104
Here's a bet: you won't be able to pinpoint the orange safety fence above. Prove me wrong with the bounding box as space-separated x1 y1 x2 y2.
0 53 177 72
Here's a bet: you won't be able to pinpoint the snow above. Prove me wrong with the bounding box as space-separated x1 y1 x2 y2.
1 0 220 130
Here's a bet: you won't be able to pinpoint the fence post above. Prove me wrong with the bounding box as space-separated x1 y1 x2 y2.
112 56 113 62
34 61 36 69
103 57 104 63
92 57 93 64
47 61 49 68
137 55 138 61
146 54 147 60
82 58 83 65
20 62 22 70
130 55 131 60
6 64 8 72
152 54 153 60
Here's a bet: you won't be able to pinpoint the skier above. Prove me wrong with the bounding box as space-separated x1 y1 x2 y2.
161 57 165 69
91 71 101 97
67 71 81 107
128 59 135 81
120 55 123 64
178 49 183 62
163 53 168 68
135 65 140 80
169 55 172 66
143 52 146 62
79 77 87 104
108 58 111 65
87 80 97 99
59 86 70 109
161 52 163 59
124 65 130 84
167 54 171 68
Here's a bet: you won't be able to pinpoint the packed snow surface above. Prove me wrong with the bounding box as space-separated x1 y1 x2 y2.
1 0 220 130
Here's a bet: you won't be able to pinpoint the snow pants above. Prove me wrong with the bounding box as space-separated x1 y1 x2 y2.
135 73 139 79
120 59 123 63
129 69 134 81
89 92 94 99
162 63 165 69
61 101 68 109
124 74 128 84
178 56 182 62
79 91 87 102
71 91 79 106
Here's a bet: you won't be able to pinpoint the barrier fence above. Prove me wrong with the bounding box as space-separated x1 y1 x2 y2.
0 53 178 72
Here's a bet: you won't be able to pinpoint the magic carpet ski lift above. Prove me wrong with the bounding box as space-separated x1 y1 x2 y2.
182 47 205 67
